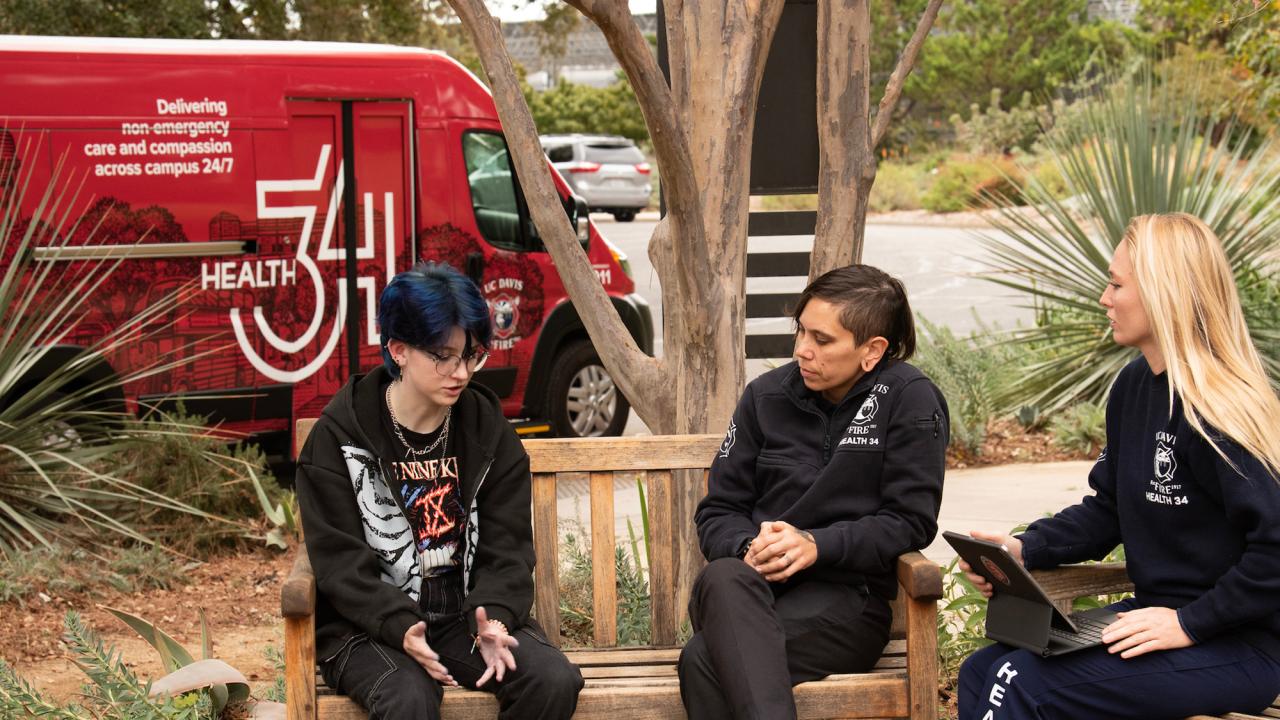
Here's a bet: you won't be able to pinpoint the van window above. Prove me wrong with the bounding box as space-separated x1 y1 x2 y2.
584 143 644 165
546 145 574 163
463 131 526 251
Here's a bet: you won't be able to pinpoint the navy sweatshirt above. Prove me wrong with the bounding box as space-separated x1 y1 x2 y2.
1020 357 1280 658
695 360 949 600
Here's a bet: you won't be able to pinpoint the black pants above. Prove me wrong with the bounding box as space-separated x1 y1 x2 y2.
320 615 583 720
678 557 892 720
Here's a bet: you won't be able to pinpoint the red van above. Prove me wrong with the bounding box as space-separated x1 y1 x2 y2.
0 36 653 459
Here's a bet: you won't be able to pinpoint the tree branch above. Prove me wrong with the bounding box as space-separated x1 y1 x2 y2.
565 0 714 336
871 0 943 148
444 0 666 421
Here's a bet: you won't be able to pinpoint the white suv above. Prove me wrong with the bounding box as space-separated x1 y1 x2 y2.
540 134 651 222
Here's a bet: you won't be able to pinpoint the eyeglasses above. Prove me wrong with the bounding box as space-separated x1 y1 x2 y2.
420 347 490 376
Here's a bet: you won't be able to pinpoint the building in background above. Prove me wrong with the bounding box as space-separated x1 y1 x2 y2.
503 13 657 90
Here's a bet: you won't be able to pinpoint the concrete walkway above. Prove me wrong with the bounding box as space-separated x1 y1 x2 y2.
555 460 1099 569
925 461 1094 564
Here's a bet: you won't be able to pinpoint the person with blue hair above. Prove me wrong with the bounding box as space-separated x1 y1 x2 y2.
295 262 583 719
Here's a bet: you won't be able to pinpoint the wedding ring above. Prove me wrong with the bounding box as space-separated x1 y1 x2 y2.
782 552 790 564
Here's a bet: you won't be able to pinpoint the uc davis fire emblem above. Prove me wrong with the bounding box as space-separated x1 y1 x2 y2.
720 420 737 458
1154 438 1177 485
851 394 879 426
490 293 519 340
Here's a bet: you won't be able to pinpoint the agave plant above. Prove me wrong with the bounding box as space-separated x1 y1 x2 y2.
0 609 284 719
0 132 239 557
980 62 1280 415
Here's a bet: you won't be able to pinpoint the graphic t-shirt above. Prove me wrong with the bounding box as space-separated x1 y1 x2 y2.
379 398 464 577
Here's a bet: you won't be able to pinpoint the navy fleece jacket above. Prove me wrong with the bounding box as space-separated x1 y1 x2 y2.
1020 357 1280 658
696 360 949 600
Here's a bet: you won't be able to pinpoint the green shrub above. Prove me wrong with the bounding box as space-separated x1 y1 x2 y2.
759 194 818 211
109 405 288 554
264 644 286 704
868 161 926 212
1024 154 1072 201
1238 267 1280 363
912 319 1016 458
950 88 1052 155
936 557 992 711
557 527 652 647
0 609 283 718
1050 402 1107 456
922 155 1025 213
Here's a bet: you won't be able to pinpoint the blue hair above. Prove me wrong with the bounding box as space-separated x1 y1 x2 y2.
378 262 492 379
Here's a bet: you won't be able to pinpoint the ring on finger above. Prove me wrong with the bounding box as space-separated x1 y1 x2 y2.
781 552 790 564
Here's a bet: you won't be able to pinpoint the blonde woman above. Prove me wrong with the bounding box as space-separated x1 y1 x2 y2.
957 213 1280 719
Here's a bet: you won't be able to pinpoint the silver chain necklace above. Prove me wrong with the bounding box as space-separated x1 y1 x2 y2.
385 383 451 459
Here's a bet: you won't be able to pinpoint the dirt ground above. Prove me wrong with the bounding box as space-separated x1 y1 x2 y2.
2 423 1089 707
4 551 293 704
949 419 1093 468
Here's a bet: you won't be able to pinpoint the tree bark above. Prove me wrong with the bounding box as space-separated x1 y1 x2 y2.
812 0 876 276
873 0 944 149
811 0 944 273
661 0 787 628
445 0 669 429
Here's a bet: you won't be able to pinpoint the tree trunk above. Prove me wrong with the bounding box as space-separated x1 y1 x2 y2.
812 0 876 276
812 0 944 275
661 0 787 620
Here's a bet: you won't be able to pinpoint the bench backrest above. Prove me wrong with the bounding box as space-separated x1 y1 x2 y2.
293 421 910 649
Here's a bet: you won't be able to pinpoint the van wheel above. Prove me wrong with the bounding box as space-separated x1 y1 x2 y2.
547 340 629 438
613 210 636 222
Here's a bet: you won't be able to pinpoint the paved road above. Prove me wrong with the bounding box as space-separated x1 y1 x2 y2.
589 212 1036 434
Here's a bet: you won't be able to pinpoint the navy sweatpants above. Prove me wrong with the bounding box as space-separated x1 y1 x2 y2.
958 601 1280 720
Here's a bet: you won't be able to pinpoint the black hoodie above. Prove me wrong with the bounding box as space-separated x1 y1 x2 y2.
696 360 949 600
296 366 535 662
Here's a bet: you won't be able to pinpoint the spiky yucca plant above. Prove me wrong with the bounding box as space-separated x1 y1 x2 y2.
981 63 1280 414
0 133 232 557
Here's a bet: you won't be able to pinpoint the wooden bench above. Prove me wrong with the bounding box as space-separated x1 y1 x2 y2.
281 427 944 719
1031 564 1280 720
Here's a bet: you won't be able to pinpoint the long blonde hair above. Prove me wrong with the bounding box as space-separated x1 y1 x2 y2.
1124 212 1280 480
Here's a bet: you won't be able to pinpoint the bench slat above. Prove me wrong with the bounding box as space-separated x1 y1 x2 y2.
645 469 677 646
316 673 910 720
590 471 618 647
563 647 681 665
559 640 906 667
532 472 560 645
526 435 723 473
581 665 677 679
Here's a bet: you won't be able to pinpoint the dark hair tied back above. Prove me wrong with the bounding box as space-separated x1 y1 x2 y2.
791 264 916 362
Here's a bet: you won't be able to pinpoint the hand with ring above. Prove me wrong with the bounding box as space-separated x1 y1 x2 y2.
746 520 818 582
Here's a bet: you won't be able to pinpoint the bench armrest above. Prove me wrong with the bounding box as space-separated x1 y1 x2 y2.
282 547 318 720
896 550 943 601
1029 562 1132 604
281 547 316 618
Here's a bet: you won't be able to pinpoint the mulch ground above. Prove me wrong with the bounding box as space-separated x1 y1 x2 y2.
4 550 293 703
947 419 1093 469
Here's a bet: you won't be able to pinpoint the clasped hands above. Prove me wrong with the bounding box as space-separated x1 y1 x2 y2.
957 530 1192 659
743 520 818 582
403 606 519 687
